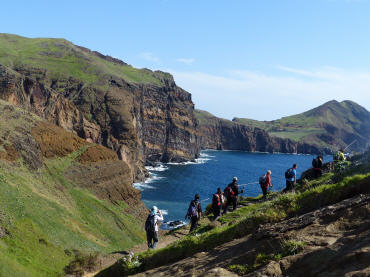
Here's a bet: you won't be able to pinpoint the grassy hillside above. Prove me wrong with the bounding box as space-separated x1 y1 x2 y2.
98 151 370 276
234 100 370 151
0 33 172 88
0 100 145 276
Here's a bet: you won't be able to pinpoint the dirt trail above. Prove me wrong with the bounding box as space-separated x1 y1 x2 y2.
82 223 192 277
82 203 257 277
133 194 370 277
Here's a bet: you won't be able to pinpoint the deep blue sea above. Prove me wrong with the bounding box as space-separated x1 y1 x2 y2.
134 150 332 226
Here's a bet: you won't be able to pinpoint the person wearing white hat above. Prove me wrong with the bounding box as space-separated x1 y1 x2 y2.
144 206 163 249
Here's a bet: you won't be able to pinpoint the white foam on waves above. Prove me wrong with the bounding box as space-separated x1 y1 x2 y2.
145 164 169 172
167 152 214 165
133 174 165 191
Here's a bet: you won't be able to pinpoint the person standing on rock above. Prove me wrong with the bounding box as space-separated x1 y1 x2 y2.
259 170 273 199
223 177 244 213
185 194 202 233
145 206 163 249
284 164 297 192
212 188 224 221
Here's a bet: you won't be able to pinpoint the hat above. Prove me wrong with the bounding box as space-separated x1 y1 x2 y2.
233 177 238 181
151 206 158 213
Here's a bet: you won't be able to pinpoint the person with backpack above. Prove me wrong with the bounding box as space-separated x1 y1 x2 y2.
145 206 163 249
223 177 244 214
284 164 297 192
259 170 273 199
185 194 202 233
212 188 224 220
333 149 345 162
312 155 323 178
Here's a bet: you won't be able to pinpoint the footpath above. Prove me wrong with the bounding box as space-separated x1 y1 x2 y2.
82 220 201 277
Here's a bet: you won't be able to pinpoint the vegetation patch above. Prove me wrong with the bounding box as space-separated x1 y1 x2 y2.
63 250 100 277
0 147 145 276
32 121 89 159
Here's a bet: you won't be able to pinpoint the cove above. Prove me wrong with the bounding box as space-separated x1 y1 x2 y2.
135 150 332 223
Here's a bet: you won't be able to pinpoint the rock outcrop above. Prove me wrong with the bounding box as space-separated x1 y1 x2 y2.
0 99 145 215
195 109 327 154
0 34 200 181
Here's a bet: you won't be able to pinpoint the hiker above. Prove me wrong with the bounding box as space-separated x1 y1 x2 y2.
334 149 346 162
223 177 244 214
212 187 224 220
145 206 163 249
259 170 273 199
312 155 323 178
185 194 202 233
284 164 297 192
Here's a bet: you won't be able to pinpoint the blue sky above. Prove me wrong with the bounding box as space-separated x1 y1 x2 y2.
1 0 370 120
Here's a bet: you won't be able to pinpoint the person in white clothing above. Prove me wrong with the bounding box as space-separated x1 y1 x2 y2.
145 206 164 249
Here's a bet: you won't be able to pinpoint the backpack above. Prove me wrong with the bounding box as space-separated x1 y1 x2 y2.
188 201 199 217
224 186 235 199
145 214 156 232
285 168 294 179
259 175 267 186
212 194 221 207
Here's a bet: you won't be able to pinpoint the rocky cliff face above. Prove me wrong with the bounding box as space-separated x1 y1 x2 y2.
0 35 200 181
195 110 327 154
0 99 146 215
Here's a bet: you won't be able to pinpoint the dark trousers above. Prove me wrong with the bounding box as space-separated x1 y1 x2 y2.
212 206 221 220
189 216 199 233
285 180 295 191
146 230 158 249
224 197 237 213
261 186 268 198
313 168 322 178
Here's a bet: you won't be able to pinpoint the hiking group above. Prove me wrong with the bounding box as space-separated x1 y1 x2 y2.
145 153 334 248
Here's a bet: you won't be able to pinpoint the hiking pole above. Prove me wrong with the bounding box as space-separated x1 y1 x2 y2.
201 198 210 202
344 139 357 152
239 182 259 187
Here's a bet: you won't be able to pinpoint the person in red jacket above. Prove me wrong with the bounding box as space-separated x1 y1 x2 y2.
212 187 224 220
260 170 273 199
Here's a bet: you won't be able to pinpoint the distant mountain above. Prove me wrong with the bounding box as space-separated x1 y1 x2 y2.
233 100 370 152
195 109 325 154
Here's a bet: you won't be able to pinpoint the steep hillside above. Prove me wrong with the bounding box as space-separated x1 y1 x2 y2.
0 33 200 181
0 100 146 276
234 100 370 152
195 109 326 154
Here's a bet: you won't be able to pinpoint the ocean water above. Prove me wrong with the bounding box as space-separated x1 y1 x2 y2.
134 150 332 226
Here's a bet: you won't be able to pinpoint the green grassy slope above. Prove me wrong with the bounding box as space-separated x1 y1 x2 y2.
0 33 171 87
234 100 370 150
0 152 145 277
0 100 145 276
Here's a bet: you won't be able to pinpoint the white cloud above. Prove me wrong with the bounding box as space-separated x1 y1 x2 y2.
170 67 370 121
139 52 160 63
175 58 195 65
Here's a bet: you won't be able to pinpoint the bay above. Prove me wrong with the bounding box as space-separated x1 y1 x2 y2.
135 150 332 225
